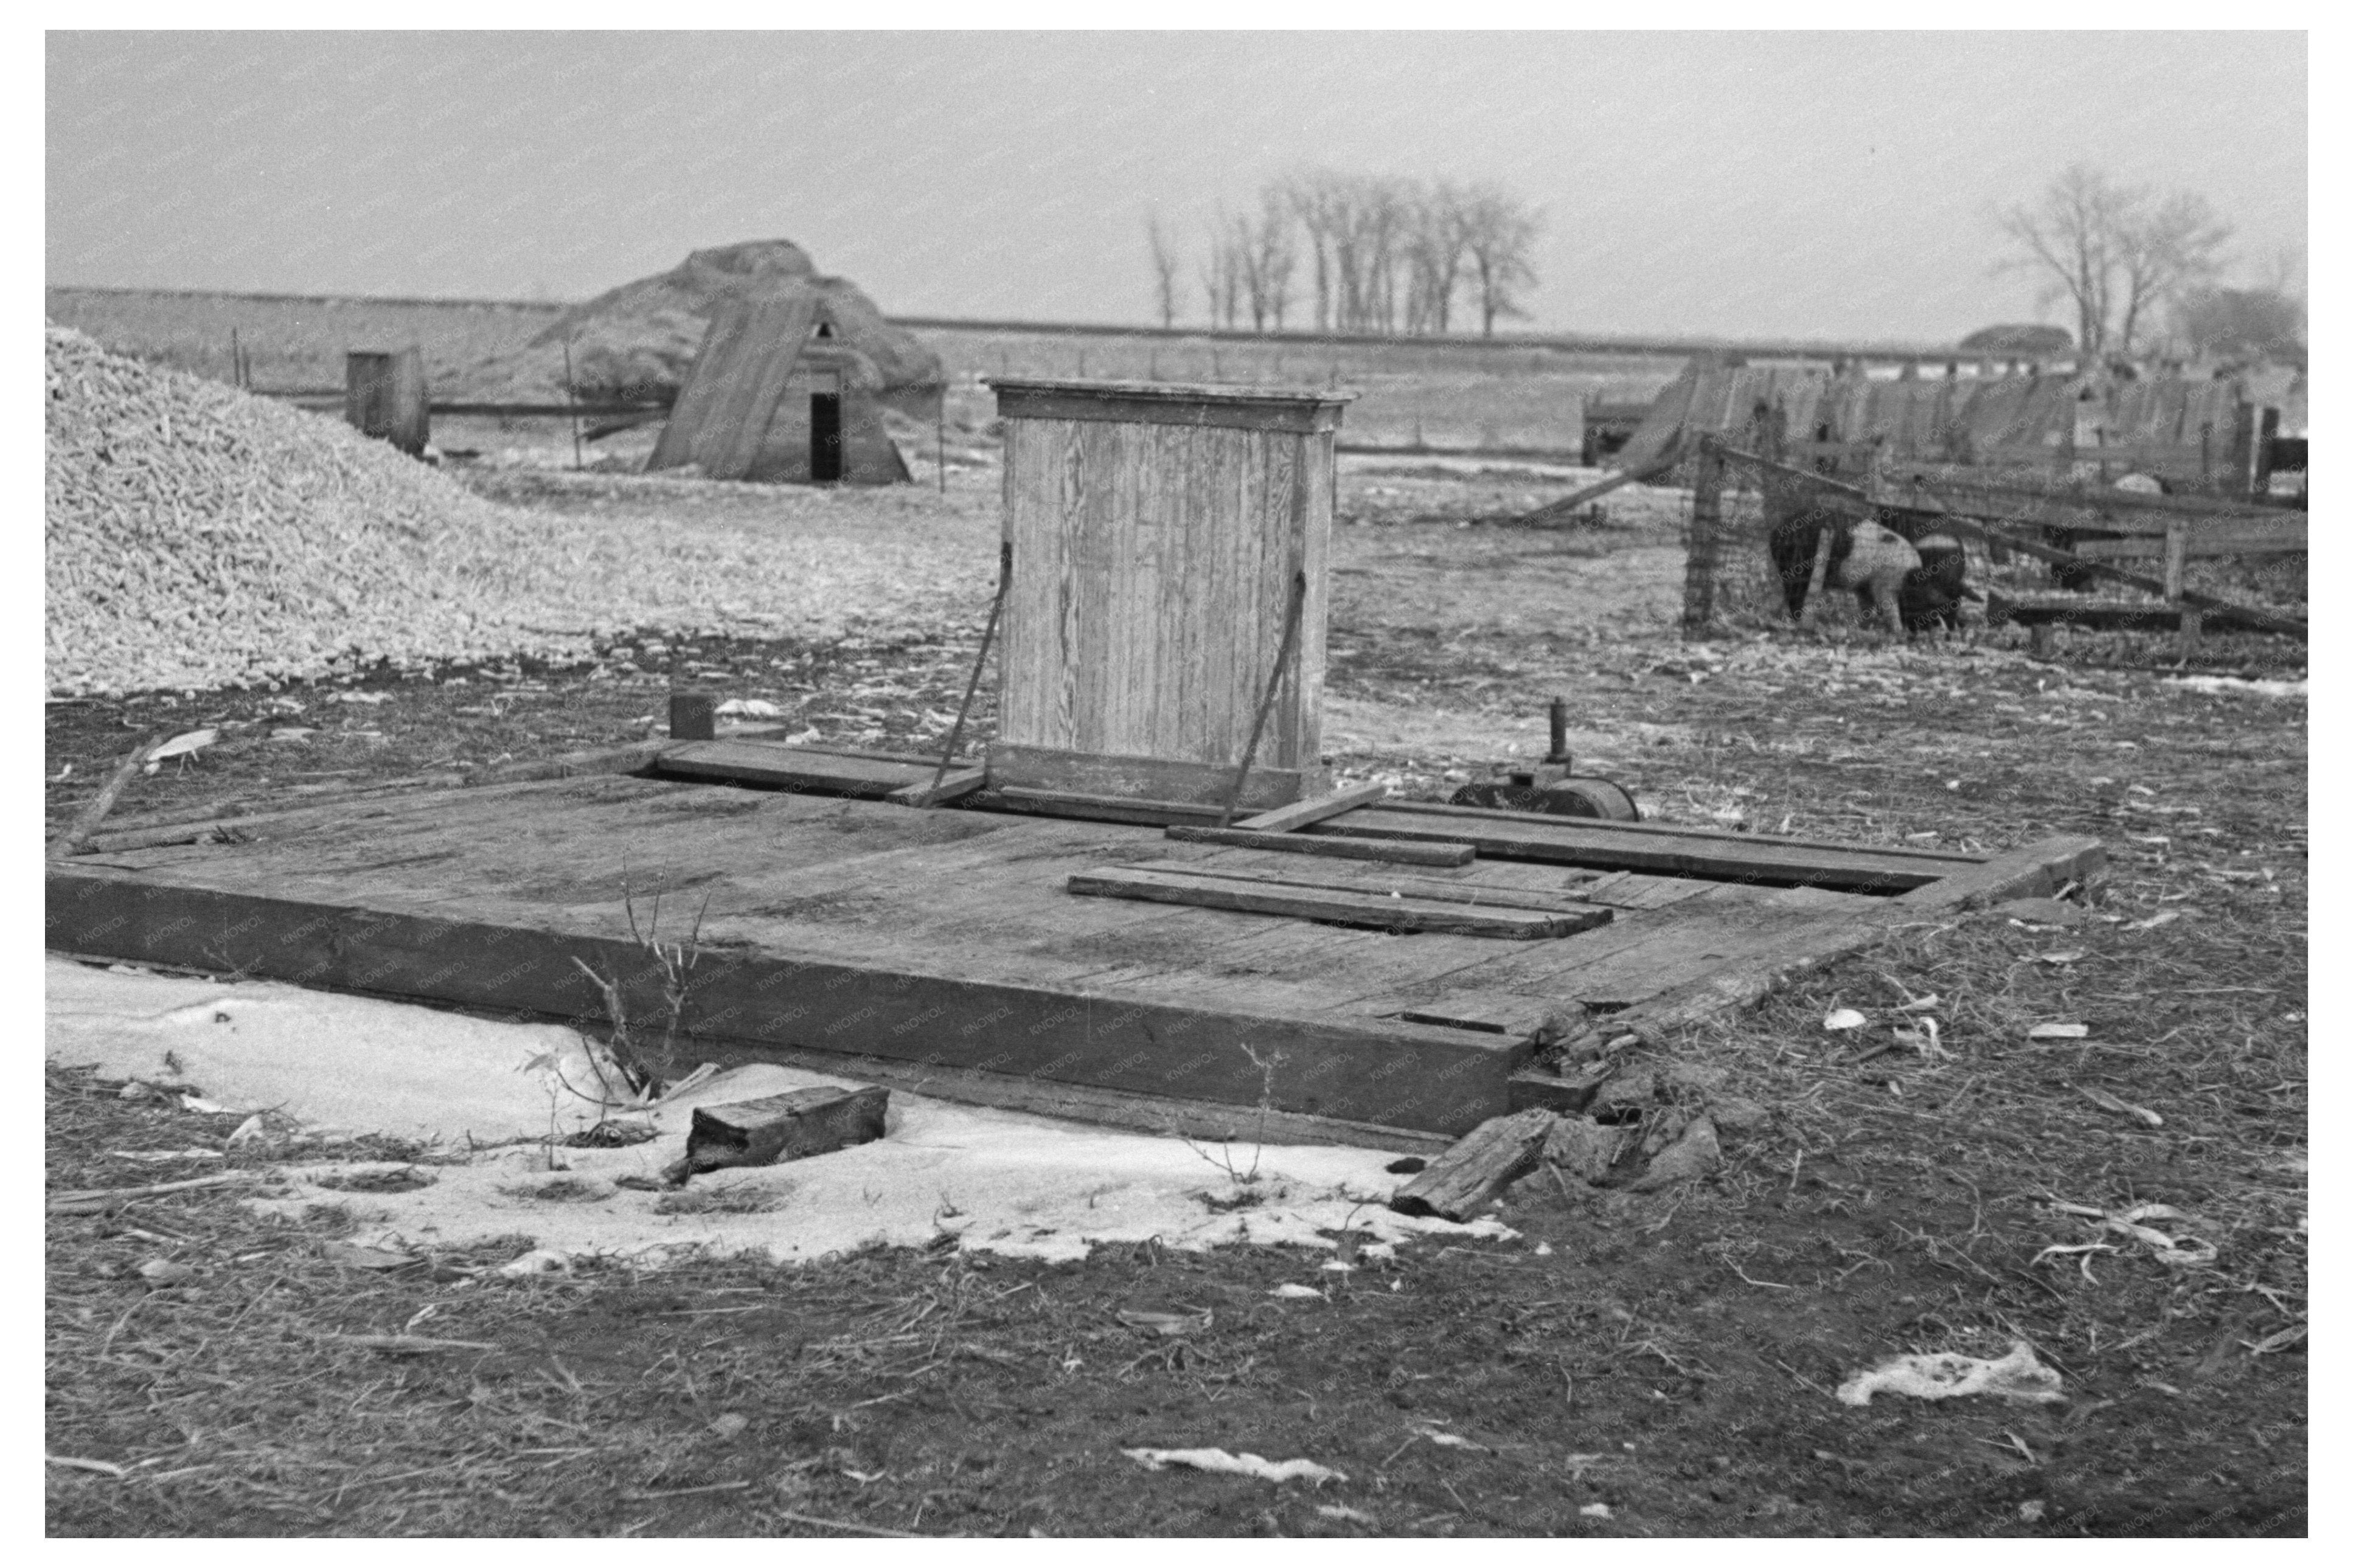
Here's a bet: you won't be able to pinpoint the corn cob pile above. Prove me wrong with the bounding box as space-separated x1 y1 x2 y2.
44 326 987 696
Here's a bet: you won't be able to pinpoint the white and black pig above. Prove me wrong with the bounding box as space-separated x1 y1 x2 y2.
1770 507 1975 634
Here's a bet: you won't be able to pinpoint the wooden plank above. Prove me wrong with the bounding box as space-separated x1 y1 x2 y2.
653 741 934 797
1524 834 2110 1063
985 744 1305 811
1894 834 2105 914
46 866 1526 1136
990 378 1350 434
1309 805 1962 892
1155 859 1615 917
2070 517 2306 558
886 768 987 808
985 787 1226 827
647 293 817 479
1066 867 1605 940
1355 799 1987 866
1235 780 1388 833
1164 826 1472 867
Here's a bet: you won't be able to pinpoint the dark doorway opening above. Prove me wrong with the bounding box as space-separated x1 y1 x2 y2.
810 393 843 482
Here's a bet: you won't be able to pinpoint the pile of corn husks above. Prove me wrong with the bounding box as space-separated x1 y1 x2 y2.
46 325 578 695
44 327 987 696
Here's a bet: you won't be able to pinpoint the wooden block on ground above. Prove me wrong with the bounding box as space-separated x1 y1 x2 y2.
669 692 717 743
887 768 987 807
1234 781 1388 833
1388 1108 1555 1221
1507 1063 1616 1117
1068 866 1607 938
683 1086 890 1174
1165 825 1472 867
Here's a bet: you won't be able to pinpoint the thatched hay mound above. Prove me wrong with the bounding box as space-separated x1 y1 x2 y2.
470 240 945 404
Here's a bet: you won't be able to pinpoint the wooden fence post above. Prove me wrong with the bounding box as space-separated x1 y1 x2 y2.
1681 442 1725 638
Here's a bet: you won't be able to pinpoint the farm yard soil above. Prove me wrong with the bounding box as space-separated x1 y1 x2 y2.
46 455 2304 1537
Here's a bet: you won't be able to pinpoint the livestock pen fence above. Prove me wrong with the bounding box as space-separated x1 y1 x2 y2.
1663 437 2307 653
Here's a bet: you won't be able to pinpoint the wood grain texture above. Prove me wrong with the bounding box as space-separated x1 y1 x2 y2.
647 294 817 479
1307 805 1968 890
995 385 1336 786
985 746 1304 810
1234 780 1388 833
1066 866 1606 939
654 742 937 797
1164 827 1472 867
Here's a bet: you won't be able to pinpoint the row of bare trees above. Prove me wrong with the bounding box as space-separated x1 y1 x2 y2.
1147 172 1543 339
1995 164 2241 363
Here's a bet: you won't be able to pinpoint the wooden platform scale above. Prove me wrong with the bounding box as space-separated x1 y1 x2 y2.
46 378 2103 1146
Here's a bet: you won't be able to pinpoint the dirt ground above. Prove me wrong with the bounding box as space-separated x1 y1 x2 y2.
46 459 2306 1537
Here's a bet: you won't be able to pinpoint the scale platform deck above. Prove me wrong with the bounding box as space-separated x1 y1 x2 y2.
44 760 2099 1145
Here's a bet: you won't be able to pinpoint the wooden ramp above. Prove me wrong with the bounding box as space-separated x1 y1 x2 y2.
45 768 2098 1141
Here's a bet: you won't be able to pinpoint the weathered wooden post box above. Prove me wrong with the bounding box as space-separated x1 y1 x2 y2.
985 380 1351 810
344 347 429 456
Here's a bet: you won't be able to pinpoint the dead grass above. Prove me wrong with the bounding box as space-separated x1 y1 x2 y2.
47 460 2303 1536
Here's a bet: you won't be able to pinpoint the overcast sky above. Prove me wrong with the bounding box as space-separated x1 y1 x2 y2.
46 30 2307 343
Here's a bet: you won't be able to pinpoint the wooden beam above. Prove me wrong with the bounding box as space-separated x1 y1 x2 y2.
654 741 940 797
44 868 1529 1136
985 787 1226 827
1512 459 1678 527
1164 826 1473 867
1234 780 1388 833
1354 800 1987 864
1156 861 1617 918
886 768 987 808
986 744 1307 813
1065 866 1608 938
1304 805 1964 892
1388 1108 1554 1221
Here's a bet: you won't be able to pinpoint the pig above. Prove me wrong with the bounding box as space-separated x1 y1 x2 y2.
1769 508 1978 636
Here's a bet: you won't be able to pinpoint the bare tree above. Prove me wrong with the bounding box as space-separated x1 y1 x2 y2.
1233 190 1296 333
1197 213 1245 330
1995 165 2132 360
1403 181 1470 335
1282 170 1341 331
1458 184 1541 337
1146 213 1183 330
2112 191 2231 356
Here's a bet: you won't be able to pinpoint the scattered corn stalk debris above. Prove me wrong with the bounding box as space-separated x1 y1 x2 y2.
1835 1341 2065 1406
1121 1448 1347 1485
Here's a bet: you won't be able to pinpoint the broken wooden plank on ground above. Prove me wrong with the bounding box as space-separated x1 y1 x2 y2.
886 768 987 808
1232 781 1388 833
1164 825 1473 867
48 737 159 860
1388 1108 1555 1221
681 1086 890 1176
1066 866 1605 938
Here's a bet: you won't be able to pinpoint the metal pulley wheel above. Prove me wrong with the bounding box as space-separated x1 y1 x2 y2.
1539 777 1640 821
